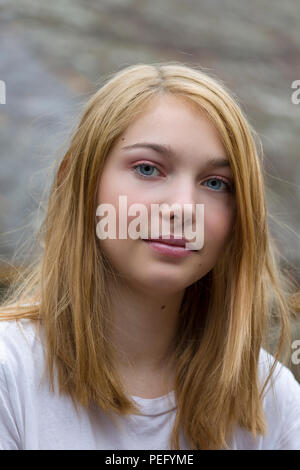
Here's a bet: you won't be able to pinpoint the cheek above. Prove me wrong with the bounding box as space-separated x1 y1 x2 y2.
96 176 149 265
99 237 134 265
204 202 235 251
97 165 143 209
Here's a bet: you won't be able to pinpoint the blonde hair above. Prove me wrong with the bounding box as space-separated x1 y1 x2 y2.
1 62 299 450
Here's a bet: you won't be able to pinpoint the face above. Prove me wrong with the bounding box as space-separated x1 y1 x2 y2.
96 94 236 294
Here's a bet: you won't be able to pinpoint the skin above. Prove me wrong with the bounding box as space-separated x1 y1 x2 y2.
96 94 236 398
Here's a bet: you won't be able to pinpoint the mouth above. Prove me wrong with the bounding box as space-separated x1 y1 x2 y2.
142 235 198 249
141 237 199 257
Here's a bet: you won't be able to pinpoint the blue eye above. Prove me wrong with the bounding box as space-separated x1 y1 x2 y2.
132 166 232 192
132 163 160 178
203 177 232 191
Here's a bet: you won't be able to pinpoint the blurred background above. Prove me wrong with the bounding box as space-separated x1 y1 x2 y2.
0 0 300 379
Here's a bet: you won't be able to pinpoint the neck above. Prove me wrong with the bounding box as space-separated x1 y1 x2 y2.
106 276 185 374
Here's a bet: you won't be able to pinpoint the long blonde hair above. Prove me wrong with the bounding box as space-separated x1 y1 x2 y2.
1 62 299 450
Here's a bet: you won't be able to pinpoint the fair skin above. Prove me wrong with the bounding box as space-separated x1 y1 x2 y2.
96 94 236 398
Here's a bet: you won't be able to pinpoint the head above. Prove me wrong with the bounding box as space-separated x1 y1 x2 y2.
96 92 237 296
2 62 297 449
57 62 265 302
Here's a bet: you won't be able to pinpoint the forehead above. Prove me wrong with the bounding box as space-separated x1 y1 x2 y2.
115 94 226 156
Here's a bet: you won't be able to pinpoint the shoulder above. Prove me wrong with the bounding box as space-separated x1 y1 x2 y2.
233 348 300 449
0 318 45 450
0 317 46 399
0 317 41 346
0 318 44 374
258 347 300 401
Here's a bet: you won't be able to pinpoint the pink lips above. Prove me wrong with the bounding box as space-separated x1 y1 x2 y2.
142 235 196 258
146 235 188 247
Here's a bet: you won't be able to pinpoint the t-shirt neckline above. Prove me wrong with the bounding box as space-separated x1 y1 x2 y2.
130 390 176 416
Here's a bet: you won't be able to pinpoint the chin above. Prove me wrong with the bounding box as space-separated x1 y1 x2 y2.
133 272 190 293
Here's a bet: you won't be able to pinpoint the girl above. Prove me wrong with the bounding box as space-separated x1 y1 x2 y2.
0 62 300 450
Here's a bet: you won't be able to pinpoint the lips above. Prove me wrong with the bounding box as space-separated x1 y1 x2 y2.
142 235 193 248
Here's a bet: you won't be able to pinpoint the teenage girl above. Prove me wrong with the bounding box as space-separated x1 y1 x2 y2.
0 62 299 450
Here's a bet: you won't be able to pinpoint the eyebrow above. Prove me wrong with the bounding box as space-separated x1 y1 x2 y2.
122 142 231 169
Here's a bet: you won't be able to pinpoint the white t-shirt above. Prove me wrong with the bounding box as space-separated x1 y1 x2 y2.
0 318 299 450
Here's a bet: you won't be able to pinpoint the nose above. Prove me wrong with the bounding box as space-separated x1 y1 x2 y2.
160 178 199 234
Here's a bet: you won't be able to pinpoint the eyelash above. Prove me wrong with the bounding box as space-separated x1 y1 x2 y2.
131 163 233 191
